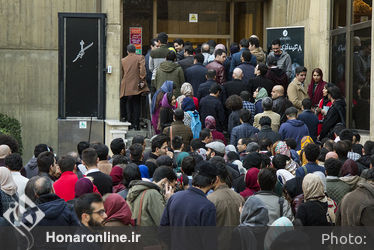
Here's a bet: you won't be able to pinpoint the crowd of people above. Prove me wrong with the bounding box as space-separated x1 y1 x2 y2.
0 31 373 249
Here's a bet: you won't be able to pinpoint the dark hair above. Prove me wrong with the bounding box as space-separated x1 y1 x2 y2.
192 162 216 188
230 42 240 54
241 50 252 62
194 53 204 64
127 44 136 53
364 168 374 181
144 160 158 178
37 151 55 173
214 49 226 57
74 193 103 221
77 141 90 157
241 138 251 147
239 38 249 48
199 128 211 141
0 135 19 154
34 144 49 158
25 176 54 202
334 141 349 159
122 163 141 187
91 143 108 161
151 134 169 152
272 154 289 170
333 123 346 137
174 108 184 121
156 155 173 168
240 91 251 101
262 97 273 110
58 155 75 173
327 86 342 100
259 116 271 126
295 66 307 74
206 69 216 80
271 39 281 46
304 143 320 162
364 141 374 155
339 129 354 142
302 98 312 110
110 138 125 155
112 155 128 166
181 156 195 176
285 138 297 150
216 162 232 187
257 63 268 76
172 136 183 150
153 166 177 183
226 95 243 111
157 32 168 44
150 38 158 47
129 143 143 162
227 151 240 162
352 144 363 156
5 153 23 171
166 50 176 61
259 138 273 151
258 168 277 191
173 38 184 46
82 148 98 167
190 138 204 151
285 107 298 117
132 135 145 146
209 83 222 94
266 54 277 66
324 158 342 176
239 109 251 123
248 37 260 47
184 45 193 55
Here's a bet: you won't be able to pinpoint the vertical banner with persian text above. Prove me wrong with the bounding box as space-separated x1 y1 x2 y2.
129 27 142 55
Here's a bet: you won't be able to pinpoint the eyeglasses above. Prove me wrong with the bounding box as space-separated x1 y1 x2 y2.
89 209 106 216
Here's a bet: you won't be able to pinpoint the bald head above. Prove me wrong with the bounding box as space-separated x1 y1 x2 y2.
325 151 338 160
271 85 284 99
233 68 243 80
201 43 210 53
0 144 11 159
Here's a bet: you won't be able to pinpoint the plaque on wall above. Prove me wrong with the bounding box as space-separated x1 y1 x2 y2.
58 13 106 119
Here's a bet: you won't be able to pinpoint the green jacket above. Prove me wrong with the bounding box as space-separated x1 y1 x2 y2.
326 178 351 205
154 61 185 96
127 180 165 226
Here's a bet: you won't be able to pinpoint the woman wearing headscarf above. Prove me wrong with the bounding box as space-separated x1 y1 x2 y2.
297 136 314 166
181 97 202 139
74 177 101 198
205 116 226 145
110 166 125 193
308 68 327 107
273 141 299 175
339 159 364 191
103 193 135 226
264 217 294 250
0 167 18 216
158 92 176 133
176 152 189 173
253 87 268 115
151 80 175 133
283 177 304 215
176 82 199 110
272 154 295 185
240 168 260 199
295 173 332 226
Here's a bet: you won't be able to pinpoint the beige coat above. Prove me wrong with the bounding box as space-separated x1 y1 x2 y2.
120 53 149 98
287 78 309 110
253 110 281 132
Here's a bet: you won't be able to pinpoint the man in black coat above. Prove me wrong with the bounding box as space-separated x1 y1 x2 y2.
199 83 226 132
298 98 319 141
197 69 217 100
223 68 249 98
185 53 208 95
271 85 293 123
247 63 275 97
256 116 281 143
178 45 194 72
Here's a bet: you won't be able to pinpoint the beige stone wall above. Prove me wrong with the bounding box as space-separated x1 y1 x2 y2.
263 0 331 80
0 0 98 160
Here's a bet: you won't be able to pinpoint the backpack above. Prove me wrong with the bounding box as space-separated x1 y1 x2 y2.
186 111 202 139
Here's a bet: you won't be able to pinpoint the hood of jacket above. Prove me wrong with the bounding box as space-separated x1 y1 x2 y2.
159 61 180 73
240 195 269 226
37 194 68 219
269 67 286 77
126 180 160 203
286 119 306 127
357 181 374 197
333 98 346 110
26 157 38 170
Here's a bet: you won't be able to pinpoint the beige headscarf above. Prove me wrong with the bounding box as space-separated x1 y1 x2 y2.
181 82 194 96
0 167 18 196
302 173 327 202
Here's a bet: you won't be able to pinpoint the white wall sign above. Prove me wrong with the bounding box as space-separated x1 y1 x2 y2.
189 13 198 23
79 121 87 129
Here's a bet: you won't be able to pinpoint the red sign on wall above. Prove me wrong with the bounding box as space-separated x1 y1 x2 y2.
129 27 142 55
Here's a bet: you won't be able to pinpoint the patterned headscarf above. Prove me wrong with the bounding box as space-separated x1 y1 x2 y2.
181 97 195 111
205 116 216 129
274 141 291 158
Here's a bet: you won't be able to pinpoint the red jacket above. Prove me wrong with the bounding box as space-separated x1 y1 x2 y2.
206 60 226 85
53 171 78 201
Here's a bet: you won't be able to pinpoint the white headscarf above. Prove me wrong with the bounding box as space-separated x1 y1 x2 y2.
0 167 18 196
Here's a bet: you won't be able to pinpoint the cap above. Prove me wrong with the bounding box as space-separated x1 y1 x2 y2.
206 141 225 154
225 145 237 154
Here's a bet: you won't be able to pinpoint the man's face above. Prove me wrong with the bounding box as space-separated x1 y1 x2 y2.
216 52 227 64
296 72 307 83
249 43 255 51
158 142 169 156
174 43 183 52
206 148 214 160
271 88 279 99
271 44 282 55
87 202 107 228
237 139 246 153
204 133 213 143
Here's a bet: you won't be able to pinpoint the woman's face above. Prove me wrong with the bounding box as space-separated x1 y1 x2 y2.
171 95 176 106
313 72 321 83
253 88 259 98
322 86 328 96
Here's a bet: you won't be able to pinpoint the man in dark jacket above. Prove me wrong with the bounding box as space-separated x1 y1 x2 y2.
24 144 49 178
357 141 374 174
319 86 346 140
248 63 275 97
271 85 293 123
206 49 227 85
230 109 259 146
265 55 288 92
185 53 208 95
223 68 248 98
279 107 309 150
229 38 256 75
149 32 170 89
177 45 194 72
197 69 217 100
257 116 281 143
297 98 319 141
237 50 255 85
199 84 225 132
